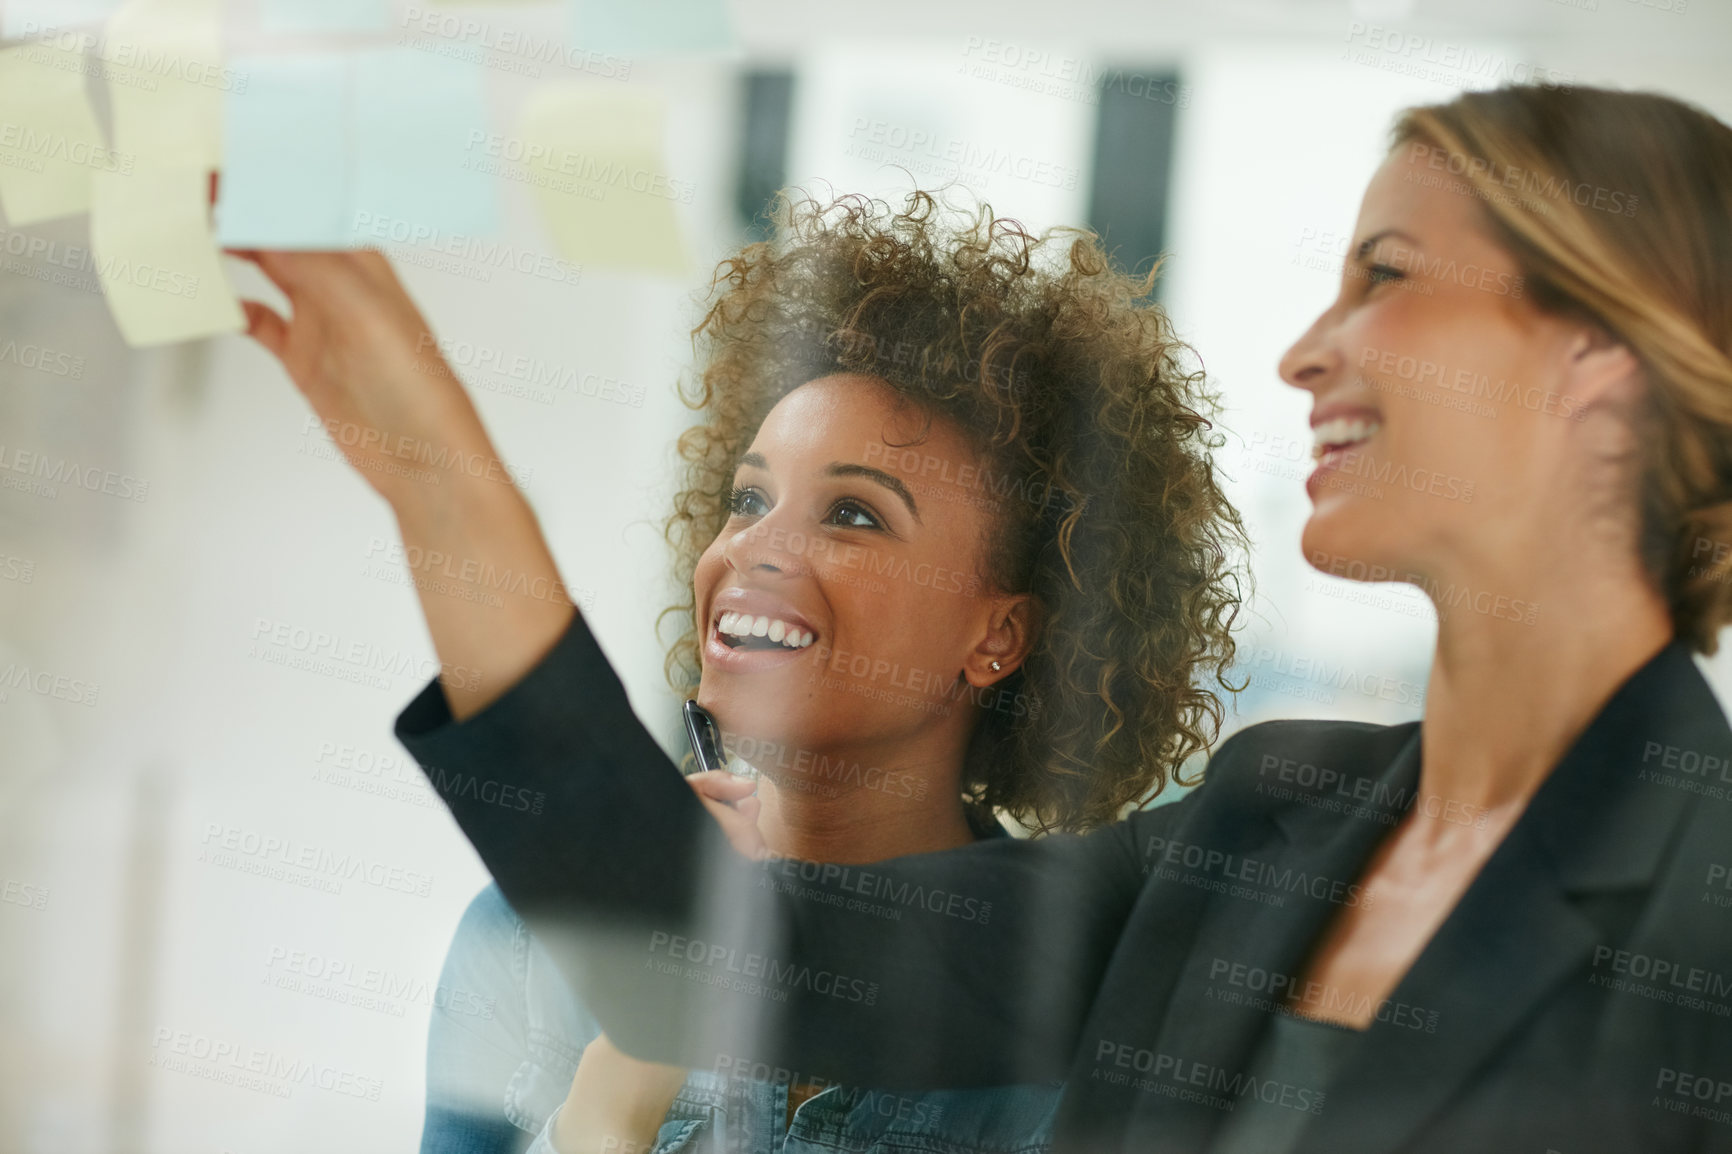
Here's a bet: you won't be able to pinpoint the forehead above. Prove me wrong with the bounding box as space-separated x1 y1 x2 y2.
751 373 981 475
1356 143 1491 243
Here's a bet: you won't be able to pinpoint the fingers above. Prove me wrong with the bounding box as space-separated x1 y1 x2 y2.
224 248 304 299
686 770 756 802
239 299 289 360
695 793 769 860
567 1033 690 1135
223 248 366 299
352 246 399 284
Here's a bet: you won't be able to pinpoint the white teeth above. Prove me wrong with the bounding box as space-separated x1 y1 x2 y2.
716 612 816 649
1311 417 1382 460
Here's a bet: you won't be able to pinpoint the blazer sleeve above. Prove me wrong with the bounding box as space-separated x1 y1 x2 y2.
395 611 1184 1091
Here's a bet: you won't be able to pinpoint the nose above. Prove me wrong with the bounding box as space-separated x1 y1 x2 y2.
720 508 809 578
1278 306 1345 399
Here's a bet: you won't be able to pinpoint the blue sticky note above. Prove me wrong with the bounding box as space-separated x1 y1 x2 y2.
217 54 353 248
576 0 733 55
351 47 498 239
259 0 391 34
4 0 122 38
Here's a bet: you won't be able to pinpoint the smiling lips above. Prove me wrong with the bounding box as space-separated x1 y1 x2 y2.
717 611 816 651
1311 415 1382 462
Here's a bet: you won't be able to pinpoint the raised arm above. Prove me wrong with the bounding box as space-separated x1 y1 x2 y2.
233 249 573 720
239 248 1165 1089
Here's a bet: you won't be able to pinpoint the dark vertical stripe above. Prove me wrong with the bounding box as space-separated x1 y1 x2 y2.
1086 69 1184 293
736 70 796 240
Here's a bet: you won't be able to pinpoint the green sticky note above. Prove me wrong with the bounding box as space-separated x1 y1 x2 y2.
351 47 498 238
218 47 498 247
91 162 244 346
0 43 117 225
217 54 353 247
517 85 689 275
576 0 733 55
259 0 391 33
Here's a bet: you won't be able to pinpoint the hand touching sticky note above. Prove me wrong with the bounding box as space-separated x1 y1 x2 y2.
516 86 689 276
91 162 243 346
0 43 119 225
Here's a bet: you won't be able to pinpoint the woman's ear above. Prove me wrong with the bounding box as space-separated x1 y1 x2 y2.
962 594 1036 688
1563 324 1643 410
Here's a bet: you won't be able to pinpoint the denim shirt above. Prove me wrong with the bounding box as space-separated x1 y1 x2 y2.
421 884 1062 1154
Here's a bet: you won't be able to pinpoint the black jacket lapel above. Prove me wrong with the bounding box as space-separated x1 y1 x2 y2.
1137 731 1424 1148
1296 642 1712 1154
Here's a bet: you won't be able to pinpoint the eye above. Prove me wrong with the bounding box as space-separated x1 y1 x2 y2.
726 486 769 517
826 498 884 530
1365 262 1405 287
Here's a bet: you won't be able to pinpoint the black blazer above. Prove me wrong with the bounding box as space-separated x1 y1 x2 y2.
397 616 1732 1153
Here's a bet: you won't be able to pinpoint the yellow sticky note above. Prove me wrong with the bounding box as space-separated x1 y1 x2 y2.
518 86 690 276
90 163 243 346
0 43 115 225
102 0 227 170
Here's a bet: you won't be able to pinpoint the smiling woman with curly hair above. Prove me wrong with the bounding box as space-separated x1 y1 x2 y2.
238 188 1245 1154
662 189 1245 834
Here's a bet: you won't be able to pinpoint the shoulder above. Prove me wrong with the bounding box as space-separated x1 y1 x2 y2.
1210 717 1420 776
1119 718 1418 860
440 882 530 989
1189 717 1421 815
459 882 529 941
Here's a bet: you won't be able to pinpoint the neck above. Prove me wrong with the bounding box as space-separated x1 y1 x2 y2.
1417 546 1672 822
746 730 978 864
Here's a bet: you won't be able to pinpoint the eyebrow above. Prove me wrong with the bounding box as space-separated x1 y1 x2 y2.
829 463 921 522
732 453 923 523
1354 228 1421 261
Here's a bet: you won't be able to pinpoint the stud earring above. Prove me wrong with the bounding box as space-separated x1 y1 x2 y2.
990 660 1002 672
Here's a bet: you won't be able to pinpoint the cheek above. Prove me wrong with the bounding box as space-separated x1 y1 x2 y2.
692 542 727 606
822 574 971 664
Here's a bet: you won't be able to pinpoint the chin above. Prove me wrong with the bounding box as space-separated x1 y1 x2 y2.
1300 497 1406 584
694 676 819 763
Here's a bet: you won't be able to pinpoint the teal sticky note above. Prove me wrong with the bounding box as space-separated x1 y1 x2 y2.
576 0 733 55
259 0 391 33
351 47 498 238
217 54 353 248
3 0 121 38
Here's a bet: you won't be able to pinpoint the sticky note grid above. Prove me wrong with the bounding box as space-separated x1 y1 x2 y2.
218 48 498 250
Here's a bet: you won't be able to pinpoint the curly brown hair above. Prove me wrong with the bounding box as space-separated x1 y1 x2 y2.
660 191 1246 832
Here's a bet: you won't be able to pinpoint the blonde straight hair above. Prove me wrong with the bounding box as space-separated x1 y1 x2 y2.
1393 85 1732 652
